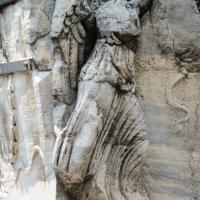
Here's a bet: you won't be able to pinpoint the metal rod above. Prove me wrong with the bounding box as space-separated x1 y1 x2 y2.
0 59 33 75
0 0 17 7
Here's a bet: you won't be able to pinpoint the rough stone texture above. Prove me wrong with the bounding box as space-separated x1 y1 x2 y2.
0 0 200 200
136 1 200 199
0 0 56 199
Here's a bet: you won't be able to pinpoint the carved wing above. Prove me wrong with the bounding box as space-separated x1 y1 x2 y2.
51 0 92 105
51 0 91 39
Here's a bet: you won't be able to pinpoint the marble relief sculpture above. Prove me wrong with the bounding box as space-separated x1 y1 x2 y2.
51 0 151 199
1 0 200 199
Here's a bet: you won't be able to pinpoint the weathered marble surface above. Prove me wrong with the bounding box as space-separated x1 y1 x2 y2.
0 72 56 199
0 0 56 199
0 0 199 200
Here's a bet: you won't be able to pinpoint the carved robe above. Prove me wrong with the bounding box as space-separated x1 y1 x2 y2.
56 40 147 199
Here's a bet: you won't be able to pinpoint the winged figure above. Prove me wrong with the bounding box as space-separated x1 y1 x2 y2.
51 0 152 199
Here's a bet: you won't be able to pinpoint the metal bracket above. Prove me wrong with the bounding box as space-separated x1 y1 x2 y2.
0 0 18 7
0 59 34 75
